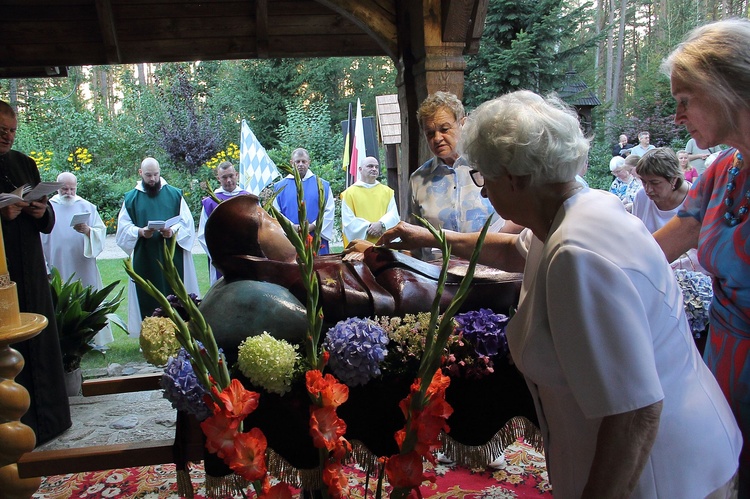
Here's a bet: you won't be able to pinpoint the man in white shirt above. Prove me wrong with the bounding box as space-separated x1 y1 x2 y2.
629 131 656 157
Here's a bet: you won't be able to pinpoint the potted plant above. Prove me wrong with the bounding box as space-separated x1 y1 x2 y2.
49 268 127 395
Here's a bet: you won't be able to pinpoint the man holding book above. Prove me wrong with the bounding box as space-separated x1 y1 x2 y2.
0 99 71 445
41 172 113 349
115 157 199 336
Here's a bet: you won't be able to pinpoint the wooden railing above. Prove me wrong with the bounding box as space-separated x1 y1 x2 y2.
17 374 203 479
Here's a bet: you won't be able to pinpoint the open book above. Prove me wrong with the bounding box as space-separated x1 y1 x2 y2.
0 182 63 209
147 215 181 230
70 212 90 227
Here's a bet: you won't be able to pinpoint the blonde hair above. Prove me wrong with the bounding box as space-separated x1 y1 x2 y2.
417 91 465 129
662 18 750 128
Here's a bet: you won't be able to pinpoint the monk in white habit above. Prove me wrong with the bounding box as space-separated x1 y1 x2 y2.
41 171 114 348
116 157 199 337
340 157 400 247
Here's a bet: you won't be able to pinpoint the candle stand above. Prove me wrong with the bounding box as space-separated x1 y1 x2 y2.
0 312 47 499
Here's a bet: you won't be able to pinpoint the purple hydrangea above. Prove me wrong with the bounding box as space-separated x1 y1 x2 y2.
454 308 510 358
161 348 212 421
324 317 389 386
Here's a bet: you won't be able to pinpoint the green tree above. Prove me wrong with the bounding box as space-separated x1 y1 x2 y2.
464 0 597 108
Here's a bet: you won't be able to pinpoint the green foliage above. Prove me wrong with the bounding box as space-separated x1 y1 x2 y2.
50 268 126 372
464 0 598 108
277 98 344 165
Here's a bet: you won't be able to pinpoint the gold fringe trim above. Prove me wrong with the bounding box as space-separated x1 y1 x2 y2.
439 416 543 468
349 440 380 473
205 473 250 498
266 448 324 490
176 468 194 498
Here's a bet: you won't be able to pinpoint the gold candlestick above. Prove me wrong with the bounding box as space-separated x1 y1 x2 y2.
0 313 47 499
0 218 48 498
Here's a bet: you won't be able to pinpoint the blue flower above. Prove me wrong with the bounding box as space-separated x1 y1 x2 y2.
324 318 389 387
674 269 713 336
454 308 509 358
161 348 212 421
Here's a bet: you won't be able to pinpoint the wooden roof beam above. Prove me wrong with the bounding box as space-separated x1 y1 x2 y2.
441 0 486 53
95 0 122 63
316 0 398 59
256 0 269 58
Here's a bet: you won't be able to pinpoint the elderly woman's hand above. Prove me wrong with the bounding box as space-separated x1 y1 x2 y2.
376 221 435 250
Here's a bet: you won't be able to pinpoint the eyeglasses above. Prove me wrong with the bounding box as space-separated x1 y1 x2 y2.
469 169 485 188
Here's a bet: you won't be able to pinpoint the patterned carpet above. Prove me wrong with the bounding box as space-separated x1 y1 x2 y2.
33 439 551 498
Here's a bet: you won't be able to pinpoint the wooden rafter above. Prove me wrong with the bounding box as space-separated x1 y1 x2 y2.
95 0 122 63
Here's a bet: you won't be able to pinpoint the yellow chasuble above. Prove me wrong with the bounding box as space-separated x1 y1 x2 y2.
340 183 394 246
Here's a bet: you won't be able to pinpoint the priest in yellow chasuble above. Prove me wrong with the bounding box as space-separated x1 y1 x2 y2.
340 157 400 247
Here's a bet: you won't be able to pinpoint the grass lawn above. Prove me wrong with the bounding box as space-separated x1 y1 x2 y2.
80 254 210 371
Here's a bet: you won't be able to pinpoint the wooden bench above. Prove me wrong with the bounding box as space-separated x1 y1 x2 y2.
16 374 204 479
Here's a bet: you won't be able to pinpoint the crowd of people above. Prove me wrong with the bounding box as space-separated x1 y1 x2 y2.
2 15 749 498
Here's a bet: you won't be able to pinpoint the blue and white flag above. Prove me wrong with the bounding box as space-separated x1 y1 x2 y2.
239 119 278 195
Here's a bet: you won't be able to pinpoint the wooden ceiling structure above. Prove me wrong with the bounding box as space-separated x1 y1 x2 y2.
0 0 489 211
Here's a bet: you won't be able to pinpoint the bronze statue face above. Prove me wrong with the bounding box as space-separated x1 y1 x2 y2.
205 194 297 270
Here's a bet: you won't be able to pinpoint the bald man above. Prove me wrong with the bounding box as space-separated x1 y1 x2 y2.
340 156 400 247
116 157 199 336
41 172 113 347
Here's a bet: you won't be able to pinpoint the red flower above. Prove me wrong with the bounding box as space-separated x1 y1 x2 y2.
200 411 240 459
305 370 349 408
259 482 294 499
227 428 268 481
323 460 349 498
211 378 259 420
385 451 433 490
310 406 347 451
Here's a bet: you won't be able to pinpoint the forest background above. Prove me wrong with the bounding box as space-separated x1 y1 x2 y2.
1 0 748 240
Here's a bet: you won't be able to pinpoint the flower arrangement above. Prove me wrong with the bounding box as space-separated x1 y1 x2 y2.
125 161 492 498
674 269 713 337
238 333 300 395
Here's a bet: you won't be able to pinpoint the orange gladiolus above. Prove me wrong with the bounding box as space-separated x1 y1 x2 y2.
212 378 260 420
200 411 241 459
323 460 349 498
305 370 349 408
309 406 347 451
385 451 433 490
228 428 268 481
260 483 294 499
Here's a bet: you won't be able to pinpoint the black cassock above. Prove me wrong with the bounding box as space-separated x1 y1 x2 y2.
0 150 71 445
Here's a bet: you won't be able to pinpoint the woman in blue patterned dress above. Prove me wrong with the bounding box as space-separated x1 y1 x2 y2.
656 18 750 496
608 155 641 211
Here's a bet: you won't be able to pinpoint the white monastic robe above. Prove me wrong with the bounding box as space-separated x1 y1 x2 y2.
42 194 114 347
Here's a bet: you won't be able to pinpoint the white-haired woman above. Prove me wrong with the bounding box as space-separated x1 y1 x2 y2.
656 18 750 495
380 90 740 497
608 155 640 211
